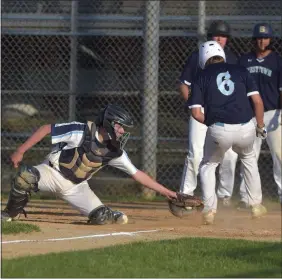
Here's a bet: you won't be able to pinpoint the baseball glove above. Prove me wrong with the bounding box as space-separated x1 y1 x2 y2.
168 192 204 218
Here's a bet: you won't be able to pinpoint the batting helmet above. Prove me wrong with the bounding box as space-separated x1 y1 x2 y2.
252 23 274 38
207 20 231 39
199 41 226 69
96 104 134 147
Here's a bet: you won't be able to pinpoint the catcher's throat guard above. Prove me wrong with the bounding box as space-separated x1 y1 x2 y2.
168 193 204 218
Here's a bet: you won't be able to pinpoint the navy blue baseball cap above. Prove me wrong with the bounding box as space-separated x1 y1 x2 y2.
252 23 274 38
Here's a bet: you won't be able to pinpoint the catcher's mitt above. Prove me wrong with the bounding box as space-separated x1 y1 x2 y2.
168 192 204 218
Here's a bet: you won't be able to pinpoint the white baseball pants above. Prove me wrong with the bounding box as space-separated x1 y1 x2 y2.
240 109 282 203
34 162 103 216
199 120 262 212
180 115 238 197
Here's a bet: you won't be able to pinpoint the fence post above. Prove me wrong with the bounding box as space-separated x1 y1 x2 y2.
141 0 160 199
69 0 78 122
198 1 206 46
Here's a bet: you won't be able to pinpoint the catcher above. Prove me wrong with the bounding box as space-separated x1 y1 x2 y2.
1 104 202 224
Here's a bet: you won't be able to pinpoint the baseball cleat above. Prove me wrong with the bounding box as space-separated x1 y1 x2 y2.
1 211 12 222
236 201 251 211
112 210 128 224
251 204 267 219
1 211 18 222
219 196 232 207
203 209 216 225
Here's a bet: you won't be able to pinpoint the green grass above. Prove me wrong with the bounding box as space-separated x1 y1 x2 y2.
2 237 282 278
2 222 41 235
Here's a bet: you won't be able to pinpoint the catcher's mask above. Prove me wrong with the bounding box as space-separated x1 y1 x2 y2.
96 104 134 149
252 23 274 51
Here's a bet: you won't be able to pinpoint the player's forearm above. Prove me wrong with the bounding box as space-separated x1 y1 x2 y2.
132 170 175 197
253 101 265 127
191 108 205 124
17 124 51 154
179 83 190 101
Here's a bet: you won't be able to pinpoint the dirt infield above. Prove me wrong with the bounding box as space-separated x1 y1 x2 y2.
1 199 281 259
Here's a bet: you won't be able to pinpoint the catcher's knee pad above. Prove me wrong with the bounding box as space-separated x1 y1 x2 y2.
4 165 40 218
88 205 128 225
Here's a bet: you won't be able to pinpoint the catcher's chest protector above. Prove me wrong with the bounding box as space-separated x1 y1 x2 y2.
58 121 122 184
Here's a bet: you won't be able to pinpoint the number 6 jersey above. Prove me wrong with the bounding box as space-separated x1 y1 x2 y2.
188 62 260 126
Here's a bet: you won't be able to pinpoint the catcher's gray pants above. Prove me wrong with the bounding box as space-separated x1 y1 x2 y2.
34 163 103 216
199 120 262 212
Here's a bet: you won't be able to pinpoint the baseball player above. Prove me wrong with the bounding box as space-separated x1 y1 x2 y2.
188 41 267 224
179 20 238 205
236 23 282 207
1 104 178 224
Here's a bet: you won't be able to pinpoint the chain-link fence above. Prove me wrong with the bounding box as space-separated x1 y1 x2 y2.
1 1 282 200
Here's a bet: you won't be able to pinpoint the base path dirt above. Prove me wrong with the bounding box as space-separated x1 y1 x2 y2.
1 200 281 259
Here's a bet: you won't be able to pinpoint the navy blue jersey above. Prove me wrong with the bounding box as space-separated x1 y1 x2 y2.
188 63 259 126
238 51 282 111
180 48 237 86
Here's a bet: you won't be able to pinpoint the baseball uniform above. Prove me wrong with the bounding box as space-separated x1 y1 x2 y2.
188 62 263 213
179 48 239 197
238 51 282 203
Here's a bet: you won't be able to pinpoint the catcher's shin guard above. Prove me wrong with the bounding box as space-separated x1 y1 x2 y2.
88 205 128 225
3 165 40 220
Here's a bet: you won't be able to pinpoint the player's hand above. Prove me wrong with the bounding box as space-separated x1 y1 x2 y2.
10 150 24 168
256 124 267 139
164 190 177 200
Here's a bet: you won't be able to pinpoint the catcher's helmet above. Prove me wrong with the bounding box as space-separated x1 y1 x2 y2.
207 20 231 38
199 41 226 69
252 23 273 38
96 104 134 147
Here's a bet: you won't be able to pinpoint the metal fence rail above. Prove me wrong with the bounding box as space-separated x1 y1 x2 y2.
1 0 282 200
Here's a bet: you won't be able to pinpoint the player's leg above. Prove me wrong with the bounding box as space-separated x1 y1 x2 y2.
2 162 77 221
238 122 262 209
35 163 127 225
264 109 282 203
199 124 232 224
233 121 266 218
180 116 207 195
60 181 128 225
217 148 238 205
1 164 43 221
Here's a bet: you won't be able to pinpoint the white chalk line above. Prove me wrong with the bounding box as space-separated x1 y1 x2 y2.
2 229 160 244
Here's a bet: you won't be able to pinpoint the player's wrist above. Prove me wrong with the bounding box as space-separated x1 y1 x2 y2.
257 123 265 129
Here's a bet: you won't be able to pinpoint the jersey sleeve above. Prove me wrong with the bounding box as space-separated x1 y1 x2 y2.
278 55 282 92
179 52 198 86
188 79 204 108
238 56 245 67
226 49 238 64
245 70 259 97
51 122 86 148
108 151 138 176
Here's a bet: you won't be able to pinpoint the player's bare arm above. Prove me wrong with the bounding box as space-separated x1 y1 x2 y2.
191 107 204 124
11 124 51 168
132 170 177 199
179 83 190 101
250 94 265 128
